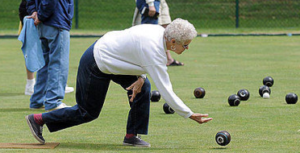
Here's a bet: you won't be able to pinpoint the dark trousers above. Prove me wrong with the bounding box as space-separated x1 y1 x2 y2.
42 41 151 135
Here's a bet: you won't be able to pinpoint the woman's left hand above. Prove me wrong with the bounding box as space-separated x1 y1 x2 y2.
126 77 145 102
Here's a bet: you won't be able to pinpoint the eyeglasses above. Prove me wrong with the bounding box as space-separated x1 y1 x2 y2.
182 44 189 49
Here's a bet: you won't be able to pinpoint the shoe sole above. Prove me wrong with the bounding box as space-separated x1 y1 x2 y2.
123 142 150 147
25 116 45 144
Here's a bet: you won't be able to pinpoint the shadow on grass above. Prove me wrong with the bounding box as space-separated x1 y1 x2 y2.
211 147 228 150
0 108 36 112
58 142 191 151
0 93 24 96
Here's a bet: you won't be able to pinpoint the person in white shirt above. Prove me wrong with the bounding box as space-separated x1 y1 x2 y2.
25 18 213 147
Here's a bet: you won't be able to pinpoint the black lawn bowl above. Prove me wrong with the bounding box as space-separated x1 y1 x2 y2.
163 103 175 114
151 90 161 102
194 87 206 98
285 93 298 104
237 89 250 101
259 85 271 97
215 131 231 146
263 76 274 87
228 94 241 106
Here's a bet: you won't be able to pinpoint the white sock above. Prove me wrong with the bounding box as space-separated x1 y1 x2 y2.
26 78 36 87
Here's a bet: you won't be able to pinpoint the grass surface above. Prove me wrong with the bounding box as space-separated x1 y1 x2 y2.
1 0 299 31
1 27 300 37
0 36 300 152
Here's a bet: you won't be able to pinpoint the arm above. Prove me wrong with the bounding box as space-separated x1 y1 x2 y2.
146 0 156 17
36 0 57 22
27 11 40 25
145 64 193 118
136 0 156 17
126 75 146 102
145 65 212 124
26 0 37 15
26 0 57 25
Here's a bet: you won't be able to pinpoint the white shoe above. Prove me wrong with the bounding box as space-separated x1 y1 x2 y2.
47 103 71 112
65 85 74 94
25 85 34 95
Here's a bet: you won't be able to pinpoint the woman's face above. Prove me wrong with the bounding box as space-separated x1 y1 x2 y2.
173 39 192 54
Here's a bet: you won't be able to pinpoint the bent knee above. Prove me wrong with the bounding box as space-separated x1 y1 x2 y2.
143 79 151 93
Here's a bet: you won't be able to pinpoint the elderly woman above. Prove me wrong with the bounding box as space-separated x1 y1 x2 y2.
25 18 213 147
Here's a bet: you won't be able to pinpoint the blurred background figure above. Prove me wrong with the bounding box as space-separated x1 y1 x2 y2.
133 0 184 66
18 0 74 96
25 0 74 111
18 0 36 95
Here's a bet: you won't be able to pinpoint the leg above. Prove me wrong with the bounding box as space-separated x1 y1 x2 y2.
158 0 171 26
25 68 35 95
26 68 35 80
166 50 174 65
112 76 151 135
112 76 151 147
39 24 69 110
166 51 184 66
30 32 50 108
127 78 151 135
44 41 110 132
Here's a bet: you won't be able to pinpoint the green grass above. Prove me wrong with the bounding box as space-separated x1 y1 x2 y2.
1 0 300 36
0 36 300 152
1 0 300 31
1 27 300 37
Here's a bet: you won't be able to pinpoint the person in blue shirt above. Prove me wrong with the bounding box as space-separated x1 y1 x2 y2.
18 0 74 96
26 0 74 111
136 0 160 24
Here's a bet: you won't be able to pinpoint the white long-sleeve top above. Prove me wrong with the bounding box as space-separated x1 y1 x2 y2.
93 24 193 118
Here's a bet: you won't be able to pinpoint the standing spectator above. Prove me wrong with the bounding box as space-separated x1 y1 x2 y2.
18 0 36 95
133 0 184 66
136 0 160 24
26 0 74 111
25 18 212 147
18 0 74 96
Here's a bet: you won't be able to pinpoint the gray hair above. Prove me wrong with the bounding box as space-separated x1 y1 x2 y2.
164 18 197 44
